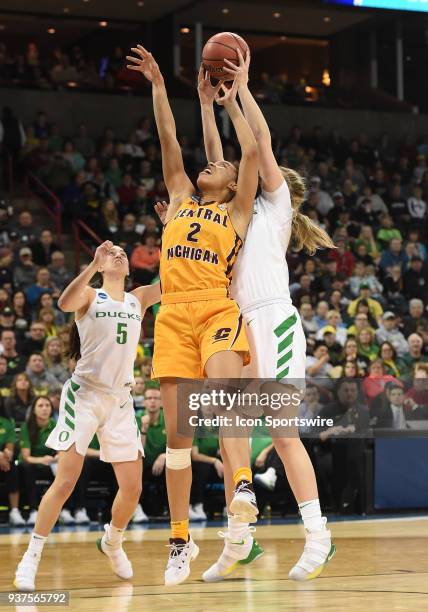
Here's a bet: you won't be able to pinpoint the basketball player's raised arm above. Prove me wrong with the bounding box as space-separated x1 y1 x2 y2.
126 45 193 221
217 80 259 228
132 282 161 310
57 241 113 313
224 50 283 193
197 65 224 162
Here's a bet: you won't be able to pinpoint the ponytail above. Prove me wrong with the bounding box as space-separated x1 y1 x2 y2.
69 321 81 361
280 167 336 255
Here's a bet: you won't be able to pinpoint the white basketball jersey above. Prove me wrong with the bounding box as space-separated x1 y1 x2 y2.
230 180 293 312
73 289 142 392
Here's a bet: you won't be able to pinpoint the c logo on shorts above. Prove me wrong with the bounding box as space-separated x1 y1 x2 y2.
59 431 70 442
212 327 232 343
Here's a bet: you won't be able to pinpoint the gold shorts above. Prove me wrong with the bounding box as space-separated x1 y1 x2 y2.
152 289 250 379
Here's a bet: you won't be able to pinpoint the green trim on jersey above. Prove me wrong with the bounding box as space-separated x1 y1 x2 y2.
274 314 297 381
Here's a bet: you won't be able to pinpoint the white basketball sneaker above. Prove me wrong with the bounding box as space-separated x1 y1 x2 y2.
96 524 133 580
164 536 199 586
131 504 149 523
254 467 277 491
202 529 264 582
229 481 259 523
288 520 336 581
14 551 40 591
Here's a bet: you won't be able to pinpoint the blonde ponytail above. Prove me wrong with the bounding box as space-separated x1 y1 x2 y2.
280 167 336 255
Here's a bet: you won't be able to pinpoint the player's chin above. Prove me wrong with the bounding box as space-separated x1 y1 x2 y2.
197 173 211 190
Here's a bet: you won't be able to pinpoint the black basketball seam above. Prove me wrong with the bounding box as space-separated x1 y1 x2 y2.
204 41 238 54
230 33 247 55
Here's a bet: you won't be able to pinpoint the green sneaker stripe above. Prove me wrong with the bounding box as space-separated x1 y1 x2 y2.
237 540 264 566
65 416 75 430
274 313 297 338
277 350 293 369
276 367 290 381
70 380 80 392
278 332 294 354
64 403 75 418
66 388 75 405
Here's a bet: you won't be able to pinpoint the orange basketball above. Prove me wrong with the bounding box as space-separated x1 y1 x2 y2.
202 32 249 80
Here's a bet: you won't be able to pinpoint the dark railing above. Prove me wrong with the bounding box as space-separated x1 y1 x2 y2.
25 172 62 242
72 219 102 274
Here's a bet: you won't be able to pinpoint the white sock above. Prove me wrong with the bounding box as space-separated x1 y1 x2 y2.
27 532 47 557
227 515 251 542
106 523 125 546
298 499 326 533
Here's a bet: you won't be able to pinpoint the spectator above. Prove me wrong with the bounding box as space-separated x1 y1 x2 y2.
37 307 57 337
363 359 400 406
26 267 58 306
19 396 75 525
379 238 407 275
74 123 95 158
379 341 401 377
25 352 60 395
135 388 166 520
300 303 318 337
62 140 85 172
37 292 65 326
298 384 323 435
398 333 428 379
116 214 141 249
306 341 333 379
407 183 427 221
117 173 137 212
13 247 37 290
404 363 428 419
48 251 72 292
12 210 38 244
130 231 160 285
375 312 408 358
0 399 26 525
43 337 68 384
317 379 369 513
12 290 31 338
376 214 402 249
402 299 427 337
347 284 383 324
0 329 25 375
4 372 35 423
0 354 12 392
403 256 428 303
0 106 26 186
317 310 347 346
371 382 408 429
356 328 379 362
131 376 145 410
31 230 60 266
20 322 47 357
0 306 15 334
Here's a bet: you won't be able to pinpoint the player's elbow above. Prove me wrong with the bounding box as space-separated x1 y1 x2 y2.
57 295 73 312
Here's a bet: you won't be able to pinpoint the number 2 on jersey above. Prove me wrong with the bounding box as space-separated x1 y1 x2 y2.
116 322 128 344
187 222 201 243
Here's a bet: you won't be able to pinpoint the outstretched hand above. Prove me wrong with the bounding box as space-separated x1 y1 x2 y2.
198 64 224 105
154 201 169 225
126 45 164 86
223 48 250 87
93 240 113 271
215 78 239 108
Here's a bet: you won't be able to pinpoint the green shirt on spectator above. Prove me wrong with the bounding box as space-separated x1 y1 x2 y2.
136 409 166 466
376 228 402 244
0 416 15 451
193 436 219 458
19 419 56 458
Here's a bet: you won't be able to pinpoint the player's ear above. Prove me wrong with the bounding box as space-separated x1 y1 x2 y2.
227 181 237 193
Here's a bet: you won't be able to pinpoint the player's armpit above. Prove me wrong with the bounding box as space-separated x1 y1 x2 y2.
132 283 161 309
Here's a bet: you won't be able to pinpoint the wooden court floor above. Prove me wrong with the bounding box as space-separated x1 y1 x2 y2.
1 518 428 611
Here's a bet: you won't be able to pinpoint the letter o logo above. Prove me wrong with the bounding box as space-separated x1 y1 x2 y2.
59 431 70 442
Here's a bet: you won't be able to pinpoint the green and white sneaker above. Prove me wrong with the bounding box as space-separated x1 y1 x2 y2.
202 529 264 582
288 525 336 581
96 524 133 580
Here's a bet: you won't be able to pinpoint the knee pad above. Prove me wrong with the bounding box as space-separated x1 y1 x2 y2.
165 447 192 470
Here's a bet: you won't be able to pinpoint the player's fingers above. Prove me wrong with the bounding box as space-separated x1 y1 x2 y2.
126 65 142 71
198 63 204 80
126 55 142 64
236 48 244 65
131 47 145 59
224 58 239 69
136 44 150 56
223 66 238 75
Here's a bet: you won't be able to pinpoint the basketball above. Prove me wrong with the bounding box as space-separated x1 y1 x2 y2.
202 32 249 80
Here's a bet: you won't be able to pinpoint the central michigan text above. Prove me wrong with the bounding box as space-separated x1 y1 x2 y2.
167 245 219 264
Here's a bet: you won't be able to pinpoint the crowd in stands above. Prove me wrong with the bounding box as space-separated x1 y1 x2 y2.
1 102 428 525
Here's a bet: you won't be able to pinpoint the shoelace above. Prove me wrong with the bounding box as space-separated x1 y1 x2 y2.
217 526 256 544
234 481 257 503
166 541 188 568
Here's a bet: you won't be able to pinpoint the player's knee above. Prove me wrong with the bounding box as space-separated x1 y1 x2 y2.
274 437 302 452
53 476 78 499
165 447 192 470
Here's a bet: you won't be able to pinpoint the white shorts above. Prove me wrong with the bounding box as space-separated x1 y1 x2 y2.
242 302 306 384
46 378 144 463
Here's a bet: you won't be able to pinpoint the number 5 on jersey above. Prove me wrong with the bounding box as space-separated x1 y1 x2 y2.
116 322 128 344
